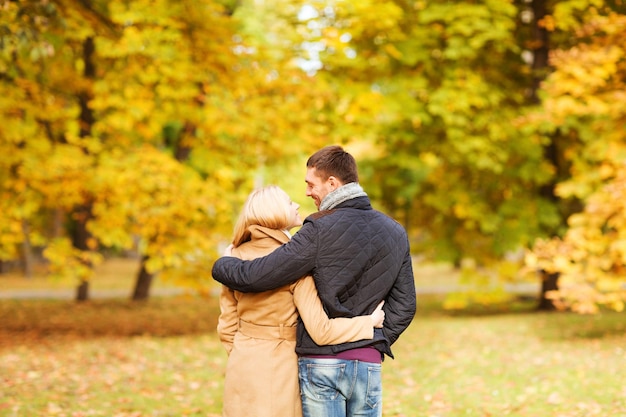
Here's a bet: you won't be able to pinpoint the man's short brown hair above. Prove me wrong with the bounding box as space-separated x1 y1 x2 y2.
306 145 359 184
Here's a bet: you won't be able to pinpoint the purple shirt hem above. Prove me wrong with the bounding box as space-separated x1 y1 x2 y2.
301 347 382 363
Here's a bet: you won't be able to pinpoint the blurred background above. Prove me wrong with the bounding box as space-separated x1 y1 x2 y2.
1 0 625 313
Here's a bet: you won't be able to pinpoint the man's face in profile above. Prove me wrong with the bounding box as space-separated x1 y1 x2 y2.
304 167 337 210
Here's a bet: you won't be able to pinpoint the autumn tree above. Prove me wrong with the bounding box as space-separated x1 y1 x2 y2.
0 0 244 300
524 10 626 313
0 0 109 294
4 0 624 310
1 0 339 300
284 0 625 309
285 1 555 308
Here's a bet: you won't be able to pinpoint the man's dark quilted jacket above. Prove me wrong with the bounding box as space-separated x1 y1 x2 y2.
212 195 417 359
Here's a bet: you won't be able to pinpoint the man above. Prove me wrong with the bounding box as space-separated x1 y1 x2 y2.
212 145 417 417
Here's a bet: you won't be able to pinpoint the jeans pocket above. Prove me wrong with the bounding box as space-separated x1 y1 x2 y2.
301 362 346 400
365 365 382 409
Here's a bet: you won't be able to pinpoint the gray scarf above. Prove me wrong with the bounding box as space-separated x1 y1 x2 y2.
319 182 367 211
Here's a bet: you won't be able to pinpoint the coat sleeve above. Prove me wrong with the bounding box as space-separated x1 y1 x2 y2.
212 222 318 293
216 285 239 355
382 244 417 346
293 276 373 345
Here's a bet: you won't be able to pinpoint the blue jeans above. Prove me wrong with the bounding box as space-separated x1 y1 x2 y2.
298 358 383 417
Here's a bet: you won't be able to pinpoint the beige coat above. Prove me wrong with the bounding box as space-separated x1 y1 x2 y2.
217 225 374 417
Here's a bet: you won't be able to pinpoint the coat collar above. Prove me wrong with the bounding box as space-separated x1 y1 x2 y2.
248 225 290 244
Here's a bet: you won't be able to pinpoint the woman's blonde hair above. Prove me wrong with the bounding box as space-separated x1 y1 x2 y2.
232 185 292 247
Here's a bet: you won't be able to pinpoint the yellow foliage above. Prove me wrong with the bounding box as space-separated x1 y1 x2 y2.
86 145 227 281
21 144 94 209
0 0 342 292
43 238 104 283
528 164 626 313
524 11 626 314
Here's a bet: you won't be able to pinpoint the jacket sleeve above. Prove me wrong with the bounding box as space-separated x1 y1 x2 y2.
293 276 373 345
212 222 318 293
216 285 238 355
382 244 417 345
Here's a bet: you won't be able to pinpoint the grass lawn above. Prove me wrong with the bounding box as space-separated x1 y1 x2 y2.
1 259 626 416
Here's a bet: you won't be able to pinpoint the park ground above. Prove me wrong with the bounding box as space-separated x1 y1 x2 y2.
1 258 626 416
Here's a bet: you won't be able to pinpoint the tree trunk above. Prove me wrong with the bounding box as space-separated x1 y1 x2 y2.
132 255 154 301
73 36 97 302
52 208 65 238
529 0 549 104
537 270 559 311
173 121 194 161
76 280 90 302
78 36 96 137
529 0 561 309
20 220 34 279
72 204 93 302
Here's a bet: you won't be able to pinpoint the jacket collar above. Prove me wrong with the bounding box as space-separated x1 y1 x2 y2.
319 182 368 211
248 225 290 244
332 195 372 211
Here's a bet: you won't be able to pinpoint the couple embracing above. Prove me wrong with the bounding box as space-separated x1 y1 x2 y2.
212 145 417 417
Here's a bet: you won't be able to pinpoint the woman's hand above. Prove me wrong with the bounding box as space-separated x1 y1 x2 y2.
223 244 234 256
370 300 385 328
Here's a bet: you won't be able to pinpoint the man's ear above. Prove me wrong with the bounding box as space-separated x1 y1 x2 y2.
327 176 340 191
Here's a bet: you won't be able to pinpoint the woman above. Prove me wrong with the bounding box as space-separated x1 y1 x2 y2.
217 185 384 417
